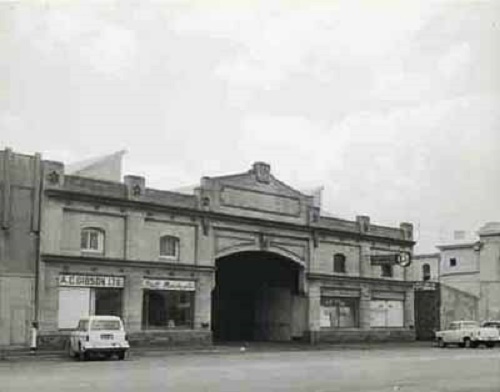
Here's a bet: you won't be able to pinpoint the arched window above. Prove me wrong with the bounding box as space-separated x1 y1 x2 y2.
422 263 431 281
333 253 346 273
160 235 180 259
80 228 105 253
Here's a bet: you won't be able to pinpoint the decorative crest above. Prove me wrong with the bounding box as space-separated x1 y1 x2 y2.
253 162 271 184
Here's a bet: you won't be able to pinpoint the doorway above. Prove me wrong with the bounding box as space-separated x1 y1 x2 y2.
211 251 305 342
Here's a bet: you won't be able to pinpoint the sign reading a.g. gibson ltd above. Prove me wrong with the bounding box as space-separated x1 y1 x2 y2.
142 279 196 291
59 274 125 288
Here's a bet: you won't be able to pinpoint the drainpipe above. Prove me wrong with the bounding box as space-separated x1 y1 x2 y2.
33 153 44 342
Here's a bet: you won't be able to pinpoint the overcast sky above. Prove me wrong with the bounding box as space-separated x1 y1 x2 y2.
1 1 499 253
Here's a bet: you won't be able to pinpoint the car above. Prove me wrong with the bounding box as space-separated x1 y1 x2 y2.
481 320 500 331
68 315 130 360
435 320 499 348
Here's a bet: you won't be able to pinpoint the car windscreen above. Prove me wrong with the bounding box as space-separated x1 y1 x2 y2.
463 322 479 328
90 320 121 331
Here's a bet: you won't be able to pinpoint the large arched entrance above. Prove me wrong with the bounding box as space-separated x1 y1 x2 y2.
211 251 306 342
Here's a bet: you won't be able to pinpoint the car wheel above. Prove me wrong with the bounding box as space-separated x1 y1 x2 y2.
78 345 88 361
437 338 447 348
463 338 472 348
117 351 126 360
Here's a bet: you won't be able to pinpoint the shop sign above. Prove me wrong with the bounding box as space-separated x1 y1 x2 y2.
370 254 397 265
59 274 125 288
142 279 196 291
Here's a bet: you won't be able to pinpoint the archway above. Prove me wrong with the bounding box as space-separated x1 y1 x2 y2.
211 251 305 342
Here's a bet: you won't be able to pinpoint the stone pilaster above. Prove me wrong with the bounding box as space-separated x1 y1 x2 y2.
194 272 215 330
125 212 144 260
359 285 372 329
196 220 214 267
307 281 321 343
359 242 372 278
404 288 415 328
123 272 143 332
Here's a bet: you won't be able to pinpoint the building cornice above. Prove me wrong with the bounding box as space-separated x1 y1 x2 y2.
440 270 479 278
436 242 477 251
413 253 440 259
41 253 215 272
307 272 414 288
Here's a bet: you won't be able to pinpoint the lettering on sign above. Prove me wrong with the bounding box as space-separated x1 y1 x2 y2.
142 279 196 291
59 274 125 288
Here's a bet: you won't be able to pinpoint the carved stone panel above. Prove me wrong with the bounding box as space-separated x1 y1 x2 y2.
268 238 307 264
214 232 256 256
220 186 301 217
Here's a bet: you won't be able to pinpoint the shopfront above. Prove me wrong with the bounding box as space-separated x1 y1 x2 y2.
57 274 125 329
320 288 360 329
142 278 196 330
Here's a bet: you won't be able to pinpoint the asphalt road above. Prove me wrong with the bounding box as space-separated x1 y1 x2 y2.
2 346 500 392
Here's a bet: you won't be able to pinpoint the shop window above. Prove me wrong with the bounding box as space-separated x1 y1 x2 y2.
381 264 393 277
159 235 180 260
422 264 431 281
333 253 346 273
370 300 404 327
320 297 358 328
80 228 105 254
449 258 457 267
58 287 123 329
142 290 194 329
94 289 123 318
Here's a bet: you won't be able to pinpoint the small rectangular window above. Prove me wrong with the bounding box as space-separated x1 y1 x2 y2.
333 254 346 273
160 236 179 259
449 258 457 267
80 228 104 253
381 264 393 277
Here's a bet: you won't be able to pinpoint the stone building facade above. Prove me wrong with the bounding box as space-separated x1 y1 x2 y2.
0 149 41 347
412 223 500 333
1 148 416 348
409 253 440 282
437 223 500 324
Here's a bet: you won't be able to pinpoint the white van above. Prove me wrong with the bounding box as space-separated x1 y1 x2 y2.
69 315 130 360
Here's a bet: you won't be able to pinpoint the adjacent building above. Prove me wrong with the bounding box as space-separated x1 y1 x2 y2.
1 148 416 349
413 225 500 337
0 149 41 347
437 223 500 324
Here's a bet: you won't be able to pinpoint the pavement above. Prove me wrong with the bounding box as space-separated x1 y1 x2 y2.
1 343 500 392
0 341 436 361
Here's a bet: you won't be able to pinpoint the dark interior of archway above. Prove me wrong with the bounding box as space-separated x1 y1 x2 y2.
212 251 301 342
